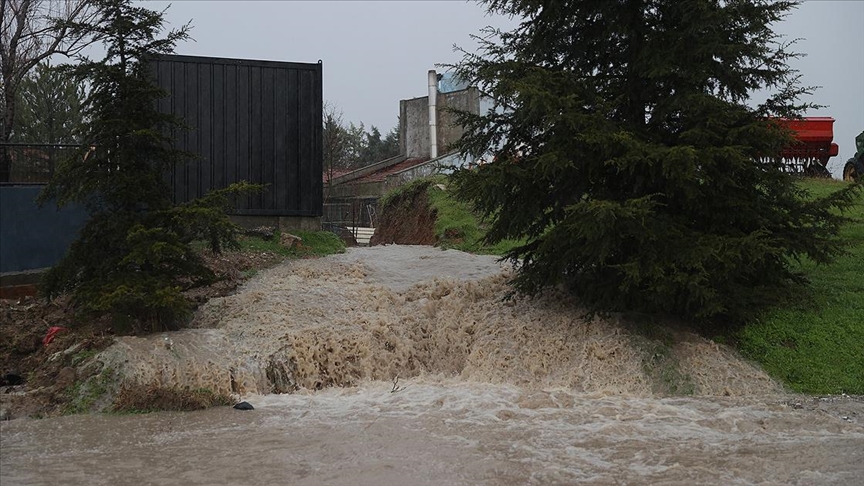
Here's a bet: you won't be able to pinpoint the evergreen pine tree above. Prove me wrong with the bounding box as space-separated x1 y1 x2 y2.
450 0 861 322
39 0 255 332
11 60 86 144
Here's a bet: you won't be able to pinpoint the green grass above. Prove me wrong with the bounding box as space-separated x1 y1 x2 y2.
737 178 864 394
379 176 435 209
236 230 345 258
421 176 523 256
71 349 99 367
64 367 115 415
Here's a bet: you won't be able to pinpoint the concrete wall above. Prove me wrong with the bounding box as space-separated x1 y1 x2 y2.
0 185 88 274
437 87 481 154
400 87 482 159
400 96 430 159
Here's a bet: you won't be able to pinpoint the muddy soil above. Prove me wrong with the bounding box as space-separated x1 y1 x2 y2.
369 182 437 246
0 246 287 420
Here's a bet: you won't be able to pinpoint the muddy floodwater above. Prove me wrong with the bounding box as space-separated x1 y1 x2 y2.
2 246 863 485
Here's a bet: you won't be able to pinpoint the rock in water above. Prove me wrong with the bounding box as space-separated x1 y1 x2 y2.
233 401 254 411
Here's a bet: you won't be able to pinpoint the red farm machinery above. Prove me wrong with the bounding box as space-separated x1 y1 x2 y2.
776 117 839 178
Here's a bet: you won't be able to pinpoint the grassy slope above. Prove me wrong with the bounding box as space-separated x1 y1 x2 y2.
425 179 523 256
737 179 864 394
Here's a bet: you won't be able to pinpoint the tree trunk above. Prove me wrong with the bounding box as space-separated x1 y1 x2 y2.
624 0 646 128
1 77 15 182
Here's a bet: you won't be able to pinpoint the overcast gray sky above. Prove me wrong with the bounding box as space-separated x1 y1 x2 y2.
149 0 863 177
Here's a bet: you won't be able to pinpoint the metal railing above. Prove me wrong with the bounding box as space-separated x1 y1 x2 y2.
323 198 378 229
0 143 82 184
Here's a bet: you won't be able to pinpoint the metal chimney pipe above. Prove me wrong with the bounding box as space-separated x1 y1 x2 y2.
428 70 438 159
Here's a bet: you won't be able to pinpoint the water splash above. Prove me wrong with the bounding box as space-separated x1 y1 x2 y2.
96 246 782 400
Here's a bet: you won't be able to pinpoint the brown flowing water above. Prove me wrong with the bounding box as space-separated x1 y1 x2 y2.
2 246 862 485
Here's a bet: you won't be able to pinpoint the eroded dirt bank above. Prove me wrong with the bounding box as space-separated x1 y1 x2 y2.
0 248 287 419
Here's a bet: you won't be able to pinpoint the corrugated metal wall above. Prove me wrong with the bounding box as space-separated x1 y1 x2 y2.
152 55 323 216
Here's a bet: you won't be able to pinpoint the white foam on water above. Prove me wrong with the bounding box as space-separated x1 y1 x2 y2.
97 245 783 398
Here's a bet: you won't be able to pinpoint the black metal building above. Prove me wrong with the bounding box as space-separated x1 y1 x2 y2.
151 54 323 217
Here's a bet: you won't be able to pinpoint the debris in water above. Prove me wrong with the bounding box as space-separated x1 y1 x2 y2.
233 401 254 411
42 326 68 346
390 375 406 393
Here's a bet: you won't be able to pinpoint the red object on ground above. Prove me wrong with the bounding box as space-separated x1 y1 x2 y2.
43 326 68 346
777 117 840 165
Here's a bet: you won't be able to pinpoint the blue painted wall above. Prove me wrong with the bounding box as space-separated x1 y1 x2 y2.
0 185 88 273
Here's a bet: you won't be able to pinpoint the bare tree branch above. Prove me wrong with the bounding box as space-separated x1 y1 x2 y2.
323 101 347 187
390 375 406 393
1 0 101 151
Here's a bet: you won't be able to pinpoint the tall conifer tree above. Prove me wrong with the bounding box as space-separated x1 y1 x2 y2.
451 0 860 321
40 0 254 332
11 61 85 144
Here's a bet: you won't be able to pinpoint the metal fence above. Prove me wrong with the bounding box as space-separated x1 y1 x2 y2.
0 143 82 184
321 196 379 246
324 197 379 228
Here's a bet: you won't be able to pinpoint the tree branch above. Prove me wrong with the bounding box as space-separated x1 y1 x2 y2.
1 0 102 145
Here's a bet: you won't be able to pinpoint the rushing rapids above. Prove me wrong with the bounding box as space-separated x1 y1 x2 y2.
2 246 862 485
95 245 782 398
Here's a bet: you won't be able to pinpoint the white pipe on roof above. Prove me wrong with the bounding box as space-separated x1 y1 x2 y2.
428 70 438 159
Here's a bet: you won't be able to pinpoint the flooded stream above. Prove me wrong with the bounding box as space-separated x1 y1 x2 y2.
2 246 862 484
3 381 863 485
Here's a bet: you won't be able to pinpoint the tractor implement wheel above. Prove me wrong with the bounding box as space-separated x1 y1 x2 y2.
843 160 861 182
804 162 831 178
